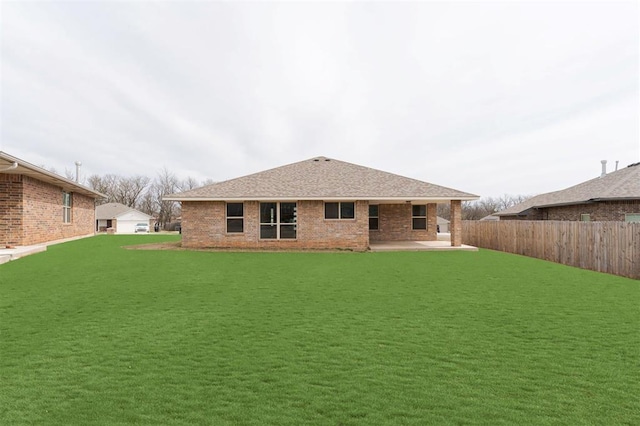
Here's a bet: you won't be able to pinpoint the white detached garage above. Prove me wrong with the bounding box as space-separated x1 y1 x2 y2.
96 203 152 234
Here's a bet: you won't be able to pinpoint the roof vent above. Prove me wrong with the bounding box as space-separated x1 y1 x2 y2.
325 158 330 161
600 160 607 178
313 159 320 162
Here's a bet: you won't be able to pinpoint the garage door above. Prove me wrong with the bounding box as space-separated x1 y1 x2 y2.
117 220 138 234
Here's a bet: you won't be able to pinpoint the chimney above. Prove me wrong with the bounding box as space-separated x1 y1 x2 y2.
600 160 607 177
615 160 619 171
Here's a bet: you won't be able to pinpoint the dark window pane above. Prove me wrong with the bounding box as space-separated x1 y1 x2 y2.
325 203 339 219
227 218 243 233
227 203 243 217
412 205 426 217
280 203 297 224
341 202 355 219
260 203 277 224
260 224 277 239
413 218 427 230
280 224 296 239
369 218 379 230
369 205 378 217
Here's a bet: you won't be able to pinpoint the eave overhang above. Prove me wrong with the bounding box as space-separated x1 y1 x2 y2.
0 151 106 199
164 196 480 203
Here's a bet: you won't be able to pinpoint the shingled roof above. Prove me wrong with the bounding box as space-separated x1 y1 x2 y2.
96 203 152 220
496 162 640 216
165 156 478 202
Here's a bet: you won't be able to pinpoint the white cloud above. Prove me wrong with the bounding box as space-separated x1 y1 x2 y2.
1 1 638 197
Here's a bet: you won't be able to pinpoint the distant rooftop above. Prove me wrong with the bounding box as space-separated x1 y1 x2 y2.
497 162 640 216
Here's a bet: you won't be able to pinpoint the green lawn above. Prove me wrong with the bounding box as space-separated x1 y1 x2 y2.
0 235 638 425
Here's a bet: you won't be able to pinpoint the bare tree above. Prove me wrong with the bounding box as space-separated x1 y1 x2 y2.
87 174 150 208
438 194 532 221
152 167 181 229
137 191 157 217
114 175 150 208
87 174 120 204
180 176 200 191
64 168 75 181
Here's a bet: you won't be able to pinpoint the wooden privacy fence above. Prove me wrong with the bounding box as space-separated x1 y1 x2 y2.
462 221 640 279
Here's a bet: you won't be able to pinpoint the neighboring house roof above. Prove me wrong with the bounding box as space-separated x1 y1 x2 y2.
480 214 500 221
437 216 450 224
96 203 152 220
0 151 105 199
166 156 478 202
496 162 640 216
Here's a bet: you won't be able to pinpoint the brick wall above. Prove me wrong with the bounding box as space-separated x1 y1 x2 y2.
0 174 24 246
500 200 640 221
545 200 640 221
0 174 96 246
182 200 369 250
369 203 437 242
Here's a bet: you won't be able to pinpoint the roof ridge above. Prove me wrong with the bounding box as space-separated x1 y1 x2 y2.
166 156 478 200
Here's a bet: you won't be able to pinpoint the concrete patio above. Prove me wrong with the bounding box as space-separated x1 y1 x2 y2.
369 240 477 252
0 233 94 265
0 244 47 265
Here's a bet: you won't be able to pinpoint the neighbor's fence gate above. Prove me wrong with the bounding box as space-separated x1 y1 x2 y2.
462 220 640 279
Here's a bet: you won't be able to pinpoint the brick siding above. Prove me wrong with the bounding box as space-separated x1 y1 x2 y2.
501 200 640 221
182 200 369 251
0 174 23 246
369 203 437 242
0 174 96 246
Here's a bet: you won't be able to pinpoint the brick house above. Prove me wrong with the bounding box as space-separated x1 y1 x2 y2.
0 151 105 247
165 156 478 251
496 161 640 222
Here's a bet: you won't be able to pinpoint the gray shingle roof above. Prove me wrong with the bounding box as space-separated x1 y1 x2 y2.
496 162 640 216
166 156 478 201
96 203 151 220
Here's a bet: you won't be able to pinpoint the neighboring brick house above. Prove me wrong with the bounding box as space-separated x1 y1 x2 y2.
0 151 105 247
496 161 640 222
165 156 478 251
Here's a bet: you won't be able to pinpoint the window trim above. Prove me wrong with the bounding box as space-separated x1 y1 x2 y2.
62 192 72 224
259 202 297 240
412 204 427 230
226 202 244 234
580 213 591 222
324 202 356 220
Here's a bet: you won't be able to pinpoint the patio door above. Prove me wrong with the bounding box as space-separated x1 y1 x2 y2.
260 202 297 239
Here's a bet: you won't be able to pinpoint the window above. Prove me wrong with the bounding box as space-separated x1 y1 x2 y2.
625 213 640 223
580 214 591 222
369 205 379 230
412 205 427 230
226 203 244 233
325 202 355 219
260 202 297 239
62 192 72 223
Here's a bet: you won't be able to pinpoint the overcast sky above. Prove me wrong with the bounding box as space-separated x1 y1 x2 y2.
1 1 638 198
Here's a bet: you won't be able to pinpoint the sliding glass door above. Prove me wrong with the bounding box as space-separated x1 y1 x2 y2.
260 202 297 239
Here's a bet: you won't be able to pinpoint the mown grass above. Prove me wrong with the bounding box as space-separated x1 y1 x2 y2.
0 235 638 425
